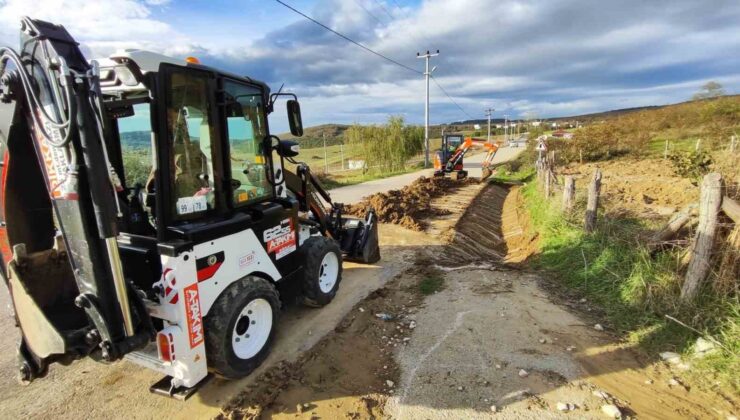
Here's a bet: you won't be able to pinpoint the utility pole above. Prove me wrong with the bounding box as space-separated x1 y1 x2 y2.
484 108 495 143
417 50 439 168
503 114 509 144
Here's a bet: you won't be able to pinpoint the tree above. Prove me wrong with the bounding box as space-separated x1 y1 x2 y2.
692 81 725 100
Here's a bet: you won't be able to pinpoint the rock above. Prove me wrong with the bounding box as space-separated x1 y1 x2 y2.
693 337 717 358
594 324 604 331
457 386 464 391
386 380 395 388
580 298 587 303
297 403 307 413
566 345 577 352
495 364 502 369
409 321 417 329
383 365 387 369
359 307 365 312
660 351 682 365
667 378 682 387
556 402 575 411
490 405 498 413
539 338 546 344
601 404 622 418
592 390 610 399
518 369 529 378
375 313 394 321
403 337 410 342
644 379 653 385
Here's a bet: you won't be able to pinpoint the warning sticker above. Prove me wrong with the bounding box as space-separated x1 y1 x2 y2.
263 218 297 260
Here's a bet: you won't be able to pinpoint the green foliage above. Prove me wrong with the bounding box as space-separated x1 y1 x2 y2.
521 182 739 392
121 147 152 187
667 149 713 180
418 275 444 295
345 116 424 172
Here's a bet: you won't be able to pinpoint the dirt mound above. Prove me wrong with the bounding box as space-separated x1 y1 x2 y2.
346 176 477 230
562 158 699 218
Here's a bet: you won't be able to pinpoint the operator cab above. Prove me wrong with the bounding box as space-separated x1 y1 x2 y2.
97 50 302 291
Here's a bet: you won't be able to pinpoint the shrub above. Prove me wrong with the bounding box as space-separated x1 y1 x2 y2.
667 150 713 180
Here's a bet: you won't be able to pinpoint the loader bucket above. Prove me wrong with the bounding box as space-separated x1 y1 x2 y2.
339 209 380 264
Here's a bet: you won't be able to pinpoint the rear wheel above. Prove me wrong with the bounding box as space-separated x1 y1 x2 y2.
301 236 343 306
204 276 279 379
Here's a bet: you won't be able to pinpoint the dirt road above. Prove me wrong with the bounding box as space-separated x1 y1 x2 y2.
224 182 738 419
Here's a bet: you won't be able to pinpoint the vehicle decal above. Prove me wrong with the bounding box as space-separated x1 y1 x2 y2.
184 283 204 348
263 218 296 260
196 251 224 282
239 251 255 268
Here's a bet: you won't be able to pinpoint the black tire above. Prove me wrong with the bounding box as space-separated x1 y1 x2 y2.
301 236 343 307
204 276 280 379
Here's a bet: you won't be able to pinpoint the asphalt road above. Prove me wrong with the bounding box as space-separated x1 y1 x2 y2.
329 145 524 204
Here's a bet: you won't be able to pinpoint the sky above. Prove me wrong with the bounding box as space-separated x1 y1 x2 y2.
1 0 739 133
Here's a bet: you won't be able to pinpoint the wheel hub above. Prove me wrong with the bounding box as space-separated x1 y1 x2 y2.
231 298 272 359
318 252 339 293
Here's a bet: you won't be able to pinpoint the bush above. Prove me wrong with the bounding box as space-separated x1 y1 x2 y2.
668 150 713 180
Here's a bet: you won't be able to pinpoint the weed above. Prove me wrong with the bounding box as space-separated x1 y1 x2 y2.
418 275 445 295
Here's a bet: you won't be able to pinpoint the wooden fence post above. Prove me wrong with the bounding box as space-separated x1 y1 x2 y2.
680 172 723 302
545 168 551 197
584 169 602 233
563 176 575 211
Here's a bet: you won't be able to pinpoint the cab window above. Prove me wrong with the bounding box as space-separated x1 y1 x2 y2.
167 71 218 219
223 80 272 206
117 102 154 188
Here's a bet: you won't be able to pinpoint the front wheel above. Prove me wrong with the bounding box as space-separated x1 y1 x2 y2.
301 236 343 306
204 276 280 379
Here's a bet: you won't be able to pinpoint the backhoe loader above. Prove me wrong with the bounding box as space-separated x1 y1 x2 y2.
0 17 379 399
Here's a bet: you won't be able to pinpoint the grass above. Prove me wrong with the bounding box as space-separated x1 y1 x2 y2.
520 174 739 392
418 275 445 295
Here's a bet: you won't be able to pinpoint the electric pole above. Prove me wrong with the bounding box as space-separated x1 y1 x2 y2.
503 114 509 144
484 108 495 143
417 50 439 168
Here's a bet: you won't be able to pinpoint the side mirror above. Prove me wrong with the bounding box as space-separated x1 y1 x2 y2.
276 140 300 158
287 100 303 137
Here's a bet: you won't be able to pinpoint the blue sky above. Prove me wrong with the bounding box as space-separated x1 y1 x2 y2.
1 0 739 133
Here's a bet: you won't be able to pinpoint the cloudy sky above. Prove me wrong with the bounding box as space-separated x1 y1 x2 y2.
1 0 739 131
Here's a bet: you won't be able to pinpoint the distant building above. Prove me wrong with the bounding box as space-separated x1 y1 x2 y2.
552 129 574 139
530 121 542 127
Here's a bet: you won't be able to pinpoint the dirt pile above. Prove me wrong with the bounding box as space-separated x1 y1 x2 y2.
346 176 477 230
562 158 699 218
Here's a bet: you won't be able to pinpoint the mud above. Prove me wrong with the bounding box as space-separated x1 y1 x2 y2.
346 176 478 230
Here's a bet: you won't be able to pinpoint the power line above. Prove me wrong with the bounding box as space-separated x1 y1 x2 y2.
274 0 421 75
371 0 396 21
353 0 384 26
431 75 475 120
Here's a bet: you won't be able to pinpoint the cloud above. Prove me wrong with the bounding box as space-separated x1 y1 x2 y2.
1 0 739 130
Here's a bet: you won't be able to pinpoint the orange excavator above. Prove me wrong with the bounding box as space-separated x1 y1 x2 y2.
433 134 500 180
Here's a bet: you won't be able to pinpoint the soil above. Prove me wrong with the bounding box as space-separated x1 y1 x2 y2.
345 176 478 230
562 158 700 218
224 179 739 419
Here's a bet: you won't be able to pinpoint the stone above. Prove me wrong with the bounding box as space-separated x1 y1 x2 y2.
566 345 576 352
592 390 610 399
556 402 571 411
490 405 498 413
539 338 546 344
518 369 529 378
601 404 622 418
594 324 604 331
693 337 717 358
386 380 395 387
359 307 365 312
457 386 464 391
644 379 653 385
660 351 682 365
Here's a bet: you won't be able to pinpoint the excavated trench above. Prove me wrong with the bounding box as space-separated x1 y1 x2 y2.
424 183 534 267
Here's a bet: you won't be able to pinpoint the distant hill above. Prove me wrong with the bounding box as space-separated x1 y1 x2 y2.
120 130 150 149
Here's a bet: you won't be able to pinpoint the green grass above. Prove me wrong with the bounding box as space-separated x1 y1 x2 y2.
418 275 445 295
520 176 739 392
